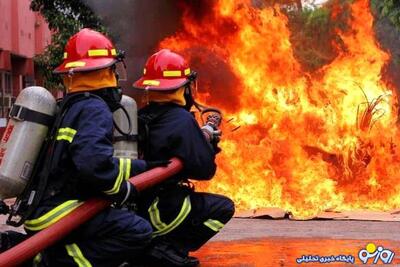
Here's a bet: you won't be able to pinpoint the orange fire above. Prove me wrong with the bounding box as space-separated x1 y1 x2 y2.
159 0 400 217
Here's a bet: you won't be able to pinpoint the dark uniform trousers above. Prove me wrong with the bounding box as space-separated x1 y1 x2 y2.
138 184 235 253
32 208 152 267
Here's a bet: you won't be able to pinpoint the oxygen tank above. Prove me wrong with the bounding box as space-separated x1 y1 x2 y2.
0 86 56 200
113 95 138 159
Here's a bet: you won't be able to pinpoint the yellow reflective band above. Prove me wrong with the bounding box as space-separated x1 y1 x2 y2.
88 49 108 57
163 70 182 77
63 52 68 59
184 68 191 76
65 61 86 68
149 196 191 237
203 219 225 232
125 159 131 180
24 200 83 231
110 49 117 56
56 127 77 143
33 253 42 266
148 198 167 231
143 80 160 86
143 68 147 75
104 158 125 195
66 243 93 267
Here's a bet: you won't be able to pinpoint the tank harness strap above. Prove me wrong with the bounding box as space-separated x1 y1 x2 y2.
113 134 138 142
138 104 172 158
10 104 55 127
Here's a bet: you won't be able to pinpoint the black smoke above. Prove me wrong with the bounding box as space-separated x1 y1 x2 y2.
83 0 242 111
83 0 182 93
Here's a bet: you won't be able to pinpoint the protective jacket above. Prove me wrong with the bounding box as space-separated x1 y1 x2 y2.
139 103 216 183
25 95 146 232
137 102 234 259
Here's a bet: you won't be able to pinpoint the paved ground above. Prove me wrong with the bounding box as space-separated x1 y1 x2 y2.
211 219 400 241
193 219 400 267
1 217 399 266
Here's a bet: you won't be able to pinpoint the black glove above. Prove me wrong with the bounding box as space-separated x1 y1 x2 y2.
206 113 222 128
110 181 138 207
145 160 171 170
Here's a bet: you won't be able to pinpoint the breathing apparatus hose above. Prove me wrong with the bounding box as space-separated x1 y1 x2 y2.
0 158 183 267
113 103 133 136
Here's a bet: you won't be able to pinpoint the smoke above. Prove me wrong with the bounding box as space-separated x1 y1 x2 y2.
374 17 400 102
83 0 241 109
83 0 182 94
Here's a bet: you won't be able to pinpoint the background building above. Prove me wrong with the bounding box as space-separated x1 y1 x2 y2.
0 0 50 124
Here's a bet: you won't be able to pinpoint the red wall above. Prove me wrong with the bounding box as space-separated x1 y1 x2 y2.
0 0 51 134
0 0 50 59
0 0 12 52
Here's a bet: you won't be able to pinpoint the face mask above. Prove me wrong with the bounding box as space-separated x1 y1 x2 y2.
183 85 195 111
111 87 123 103
94 87 122 112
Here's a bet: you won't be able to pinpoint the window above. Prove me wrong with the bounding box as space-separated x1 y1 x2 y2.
0 72 13 118
4 72 12 95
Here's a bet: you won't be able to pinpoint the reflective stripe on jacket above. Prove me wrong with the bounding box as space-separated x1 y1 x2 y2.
26 96 146 228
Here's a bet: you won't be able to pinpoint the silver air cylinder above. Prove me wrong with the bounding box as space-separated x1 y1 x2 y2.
0 86 56 200
113 95 138 159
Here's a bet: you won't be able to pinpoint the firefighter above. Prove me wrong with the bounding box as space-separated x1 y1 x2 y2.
15 28 162 267
133 49 235 267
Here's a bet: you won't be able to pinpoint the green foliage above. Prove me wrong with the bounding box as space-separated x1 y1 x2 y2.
31 0 105 91
371 0 400 30
287 0 353 71
287 6 334 71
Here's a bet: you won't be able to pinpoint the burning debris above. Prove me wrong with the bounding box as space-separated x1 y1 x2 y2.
157 0 399 218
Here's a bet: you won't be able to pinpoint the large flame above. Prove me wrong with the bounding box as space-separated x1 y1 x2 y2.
159 0 400 218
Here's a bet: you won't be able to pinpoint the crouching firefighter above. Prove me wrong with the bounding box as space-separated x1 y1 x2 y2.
0 28 168 267
132 49 235 267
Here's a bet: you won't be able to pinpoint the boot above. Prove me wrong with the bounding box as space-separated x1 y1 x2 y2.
146 241 199 267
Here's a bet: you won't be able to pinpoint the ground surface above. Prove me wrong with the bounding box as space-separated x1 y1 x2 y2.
1 217 399 266
193 219 400 267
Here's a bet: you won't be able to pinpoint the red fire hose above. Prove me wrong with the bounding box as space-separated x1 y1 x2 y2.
0 158 183 267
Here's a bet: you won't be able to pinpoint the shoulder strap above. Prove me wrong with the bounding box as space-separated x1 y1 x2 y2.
138 104 172 158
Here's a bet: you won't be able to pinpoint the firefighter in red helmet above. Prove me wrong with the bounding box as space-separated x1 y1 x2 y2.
133 49 235 267
0 29 168 267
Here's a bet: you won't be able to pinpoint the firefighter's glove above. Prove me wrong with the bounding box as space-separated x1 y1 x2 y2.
111 181 138 207
206 113 222 128
145 160 171 170
201 124 222 143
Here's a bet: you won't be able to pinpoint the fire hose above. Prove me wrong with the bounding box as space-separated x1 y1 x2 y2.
0 158 183 267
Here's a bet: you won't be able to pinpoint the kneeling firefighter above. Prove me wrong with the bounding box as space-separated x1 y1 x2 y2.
0 28 167 267
133 49 235 267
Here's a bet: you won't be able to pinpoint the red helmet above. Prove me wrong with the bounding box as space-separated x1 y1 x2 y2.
54 28 118 74
133 49 192 91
